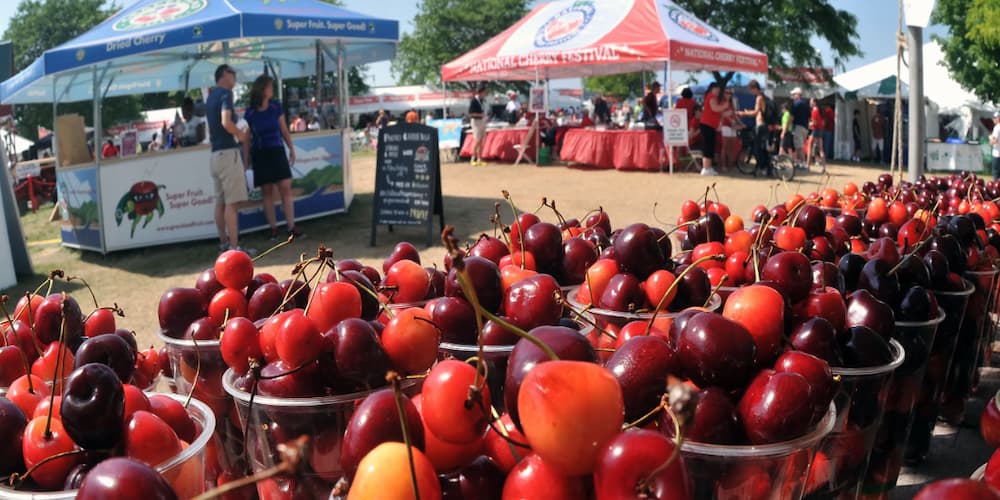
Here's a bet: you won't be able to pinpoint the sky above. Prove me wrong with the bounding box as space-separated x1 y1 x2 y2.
0 0 950 89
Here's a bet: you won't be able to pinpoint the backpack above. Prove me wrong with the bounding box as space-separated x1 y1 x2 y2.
762 96 779 126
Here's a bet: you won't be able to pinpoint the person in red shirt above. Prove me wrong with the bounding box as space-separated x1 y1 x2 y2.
823 105 835 161
698 82 730 176
101 139 119 159
675 87 696 121
806 98 825 170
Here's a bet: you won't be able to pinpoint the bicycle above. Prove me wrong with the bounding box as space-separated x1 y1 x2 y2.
736 128 794 181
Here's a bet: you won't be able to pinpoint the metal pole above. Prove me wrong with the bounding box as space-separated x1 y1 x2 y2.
51 77 59 163
667 60 673 175
907 26 924 182
338 42 348 129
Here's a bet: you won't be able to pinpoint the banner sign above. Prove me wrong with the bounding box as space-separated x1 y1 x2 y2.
427 118 463 149
58 165 103 251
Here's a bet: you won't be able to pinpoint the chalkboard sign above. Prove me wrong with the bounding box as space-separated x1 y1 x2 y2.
370 123 445 247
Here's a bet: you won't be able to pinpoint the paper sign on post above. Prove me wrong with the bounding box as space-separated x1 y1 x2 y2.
529 86 546 113
663 109 688 146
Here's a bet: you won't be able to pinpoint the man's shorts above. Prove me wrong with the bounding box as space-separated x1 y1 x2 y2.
211 148 248 205
793 125 808 151
471 118 487 141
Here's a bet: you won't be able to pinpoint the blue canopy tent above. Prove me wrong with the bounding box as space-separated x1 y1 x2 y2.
0 0 398 253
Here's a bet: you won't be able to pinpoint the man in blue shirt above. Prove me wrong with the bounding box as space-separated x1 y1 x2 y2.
790 87 810 166
206 64 252 255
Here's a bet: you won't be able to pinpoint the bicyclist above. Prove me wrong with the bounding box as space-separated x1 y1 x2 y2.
738 79 771 177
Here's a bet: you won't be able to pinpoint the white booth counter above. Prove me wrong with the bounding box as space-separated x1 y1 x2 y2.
57 129 351 253
926 141 986 172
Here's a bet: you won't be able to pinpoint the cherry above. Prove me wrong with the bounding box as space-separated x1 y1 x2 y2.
32 341 75 390
214 249 254 290
0 344 27 387
522 222 564 276
561 237 598 285
347 442 441 500
275 310 322 368
846 289 895 341
422 360 491 445
442 455 505 500
306 281 362 332
384 259 431 303
597 272 646 313
122 384 150 421
856 258 901 308
504 274 563 330
278 279 311 310
774 350 835 420
615 223 667 279
74 333 136 383
606 335 676 422
157 288 207 338
195 268 225 302
1 319 38 364
336 270 381 320
247 282 284 321
207 288 248 326
469 235 510 265
501 453 586 500
410 393 483 474
324 318 389 391
738 369 814 444
219 317 263 375
924 250 951 289
12 293 43 323
483 413 530 473
677 312 756 390
445 256 503 313
429 296 477 344
382 241 422 273
504 325 596 430
913 479 1000 500
670 264 712 311
425 265 449 299
7 374 50 417
518 360 623 476
245 272 277 299
61 363 125 450
594 429 690 499
22 415 81 489
83 308 116 337
33 293 84 346
0 397 27 476
661 387 741 445
78 457 178 500
789 317 843 365
499 251 537 271
898 285 938 322
381 307 439 375
340 388 424 480
257 360 323 398
125 410 182 466
799 285 848 334
761 251 812 303
147 394 198 443
840 325 893 367
723 284 785 367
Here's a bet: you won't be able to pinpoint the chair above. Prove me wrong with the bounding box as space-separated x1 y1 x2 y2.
677 147 703 172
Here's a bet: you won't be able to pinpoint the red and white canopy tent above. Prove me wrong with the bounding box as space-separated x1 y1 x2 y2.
442 0 766 82
440 0 767 171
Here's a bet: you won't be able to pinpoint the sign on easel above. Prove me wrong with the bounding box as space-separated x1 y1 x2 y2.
663 108 688 174
529 85 546 113
370 123 445 247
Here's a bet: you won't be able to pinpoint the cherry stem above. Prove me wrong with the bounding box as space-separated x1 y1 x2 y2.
388 372 422 500
24 292 43 356
706 275 728 307
184 335 202 409
639 403 685 491
489 405 527 460
252 234 294 263
502 190 527 263
6 449 90 488
44 295 70 438
558 297 615 340
83 303 125 323
888 236 933 276
64 275 99 310
645 254 723 336
622 399 667 430
301 257 330 316
651 202 672 226
664 220 697 238
540 197 567 227
192 436 307 500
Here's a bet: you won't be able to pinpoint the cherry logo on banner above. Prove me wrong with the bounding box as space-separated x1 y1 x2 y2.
534 2 597 48
665 5 718 41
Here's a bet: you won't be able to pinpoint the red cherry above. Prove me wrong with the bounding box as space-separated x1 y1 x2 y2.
383 259 431 303
207 288 248 326
275 310 322 368
985 448 1000 491
381 307 440 375
483 413 530 473
594 429 690 499
306 282 362 332
723 284 785 367
31 342 74 391
421 360 491 445
220 317 263 375
84 308 117 337
214 250 254 290
12 294 43 323
981 391 1000 448
412 394 483 473
22 416 81 489
147 394 198 443
122 384 151 421
913 479 1000 500
501 453 586 500
32 395 62 420
7 374 50 417
125 410 183 466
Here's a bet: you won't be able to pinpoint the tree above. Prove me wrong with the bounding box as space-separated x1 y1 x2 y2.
934 0 1000 103
318 0 368 95
392 0 529 90
584 72 656 99
3 0 144 141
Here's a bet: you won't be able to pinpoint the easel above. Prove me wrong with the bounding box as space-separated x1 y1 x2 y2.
513 120 539 166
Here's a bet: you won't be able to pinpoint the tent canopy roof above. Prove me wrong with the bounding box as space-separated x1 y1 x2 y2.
1 0 399 104
833 41 992 112
442 0 766 82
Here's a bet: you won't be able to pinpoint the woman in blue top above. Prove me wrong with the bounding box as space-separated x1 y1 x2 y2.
244 74 302 239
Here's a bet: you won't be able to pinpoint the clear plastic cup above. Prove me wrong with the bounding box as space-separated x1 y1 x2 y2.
681 402 836 500
157 331 247 492
804 339 905 500
223 369 413 497
861 312 945 496
906 280 974 463
940 267 998 424
0 393 215 498
565 286 722 338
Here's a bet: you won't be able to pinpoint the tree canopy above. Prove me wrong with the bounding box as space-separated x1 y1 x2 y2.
392 0 529 89
3 0 142 141
584 72 655 100
934 0 1000 103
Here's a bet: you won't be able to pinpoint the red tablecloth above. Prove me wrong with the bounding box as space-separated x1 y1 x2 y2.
459 128 536 163
559 129 666 170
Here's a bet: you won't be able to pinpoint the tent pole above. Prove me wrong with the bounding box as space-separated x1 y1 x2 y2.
441 70 447 119
338 41 348 130
275 61 283 103
92 65 106 253
667 60 673 175
51 77 59 162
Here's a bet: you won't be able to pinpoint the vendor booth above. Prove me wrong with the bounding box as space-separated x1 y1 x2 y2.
441 0 767 172
0 0 398 253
